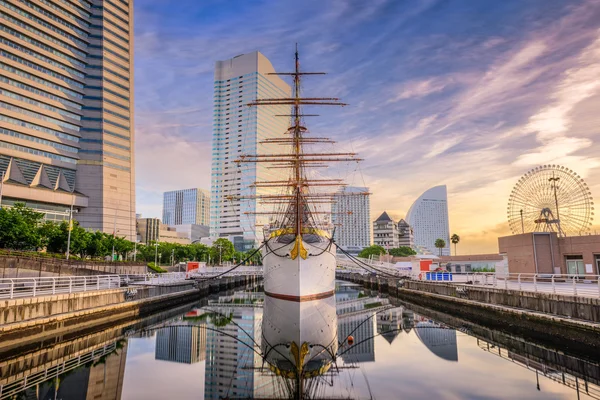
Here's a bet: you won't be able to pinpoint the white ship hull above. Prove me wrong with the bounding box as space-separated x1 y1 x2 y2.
262 236 336 301
262 294 337 375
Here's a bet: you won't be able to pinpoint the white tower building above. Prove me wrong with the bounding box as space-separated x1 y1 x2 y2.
210 52 291 250
406 185 450 256
332 186 371 250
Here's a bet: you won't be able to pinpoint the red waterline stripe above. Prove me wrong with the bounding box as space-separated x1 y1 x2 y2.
264 290 335 302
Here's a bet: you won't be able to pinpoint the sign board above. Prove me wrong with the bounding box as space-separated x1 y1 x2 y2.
585 263 593 273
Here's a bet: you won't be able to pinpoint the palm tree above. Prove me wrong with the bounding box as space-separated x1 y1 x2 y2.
451 234 460 256
434 238 446 257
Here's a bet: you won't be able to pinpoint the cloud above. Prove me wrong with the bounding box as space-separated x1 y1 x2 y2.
388 78 449 102
133 0 600 253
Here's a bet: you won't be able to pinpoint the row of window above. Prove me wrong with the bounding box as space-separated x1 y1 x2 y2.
2 50 84 88
80 127 129 141
105 0 128 16
83 95 128 111
2 101 80 131
87 53 128 73
1 88 81 120
38 0 91 26
104 160 129 171
1 37 84 78
79 137 129 150
0 63 82 99
0 115 79 142
0 127 78 153
91 4 127 25
89 43 128 63
0 24 85 68
85 64 129 82
0 11 86 58
0 75 81 109
82 105 128 121
80 116 128 130
0 139 77 163
14 0 89 39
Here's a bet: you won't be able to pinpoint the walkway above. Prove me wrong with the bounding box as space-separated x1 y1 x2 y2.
426 273 600 298
0 275 120 300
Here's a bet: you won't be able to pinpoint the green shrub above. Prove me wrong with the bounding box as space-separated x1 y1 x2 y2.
147 262 167 273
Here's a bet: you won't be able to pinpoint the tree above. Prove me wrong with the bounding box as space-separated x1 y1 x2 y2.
389 246 417 257
358 245 386 259
434 238 446 257
450 234 460 256
210 238 234 265
0 203 45 250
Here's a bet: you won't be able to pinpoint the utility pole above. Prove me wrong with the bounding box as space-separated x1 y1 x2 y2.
111 207 117 261
549 172 563 237
133 241 137 262
520 209 524 234
154 242 159 266
171 248 175 267
0 170 4 209
65 192 76 260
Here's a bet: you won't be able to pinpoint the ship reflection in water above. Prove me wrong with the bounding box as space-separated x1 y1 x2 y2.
1 283 599 399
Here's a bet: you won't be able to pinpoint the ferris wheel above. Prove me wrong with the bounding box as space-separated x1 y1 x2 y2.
507 165 594 236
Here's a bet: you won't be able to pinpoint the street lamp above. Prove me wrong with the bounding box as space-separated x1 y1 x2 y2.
154 242 159 266
0 170 4 209
65 194 77 261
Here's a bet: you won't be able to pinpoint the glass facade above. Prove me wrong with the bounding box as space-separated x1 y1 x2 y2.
210 52 291 243
0 0 135 238
163 188 210 226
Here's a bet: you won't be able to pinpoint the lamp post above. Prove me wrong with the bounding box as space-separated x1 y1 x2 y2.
65 193 77 260
0 170 4 209
133 240 138 262
154 242 159 266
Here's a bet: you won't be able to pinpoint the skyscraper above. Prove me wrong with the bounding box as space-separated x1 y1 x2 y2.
0 0 135 239
332 186 371 249
162 188 210 226
406 185 450 256
210 51 291 248
155 325 207 364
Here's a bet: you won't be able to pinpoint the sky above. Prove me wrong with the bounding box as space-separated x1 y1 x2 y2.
133 0 600 254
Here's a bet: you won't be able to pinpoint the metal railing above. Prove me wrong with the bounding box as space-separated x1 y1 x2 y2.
451 272 600 298
121 272 188 286
0 275 120 300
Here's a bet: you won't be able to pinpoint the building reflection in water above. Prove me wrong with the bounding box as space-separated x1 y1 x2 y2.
1 340 128 400
155 325 207 364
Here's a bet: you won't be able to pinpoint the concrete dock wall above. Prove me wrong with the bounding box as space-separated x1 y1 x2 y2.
0 255 147 278
403 281 600 322
0 275 261 349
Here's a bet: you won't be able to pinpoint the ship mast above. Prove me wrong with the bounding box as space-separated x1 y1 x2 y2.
231 46 367 239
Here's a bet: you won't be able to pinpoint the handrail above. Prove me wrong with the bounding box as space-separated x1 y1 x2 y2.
425 272 600 298
0 275 120 299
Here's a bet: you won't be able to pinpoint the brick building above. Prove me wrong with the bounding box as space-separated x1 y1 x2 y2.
498 232 600 276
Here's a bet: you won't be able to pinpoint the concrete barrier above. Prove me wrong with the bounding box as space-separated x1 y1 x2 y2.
404 281 600 322
0 255 147 278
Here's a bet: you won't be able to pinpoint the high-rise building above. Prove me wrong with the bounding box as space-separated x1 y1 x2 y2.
162 188 210 226
406 185 450 256
204 306 266 399
332 186 371 249
0 0 136 239
210 51 291 249
155 325 207 364
373 211 399 249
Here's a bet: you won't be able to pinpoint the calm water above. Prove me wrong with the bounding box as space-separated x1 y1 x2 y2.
1 282 598 400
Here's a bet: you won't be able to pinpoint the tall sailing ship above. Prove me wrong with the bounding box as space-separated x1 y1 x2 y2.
231 47 366 302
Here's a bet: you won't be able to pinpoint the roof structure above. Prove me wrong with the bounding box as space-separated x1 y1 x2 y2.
375 211 392 222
